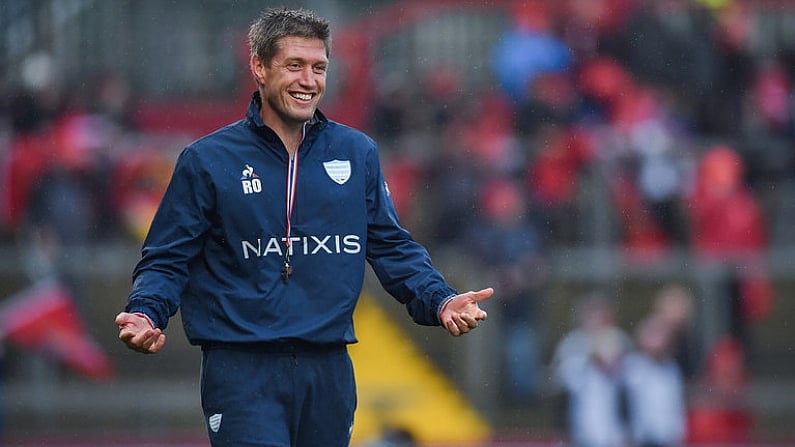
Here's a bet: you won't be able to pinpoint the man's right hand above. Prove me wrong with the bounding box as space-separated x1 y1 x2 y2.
115 312 166 354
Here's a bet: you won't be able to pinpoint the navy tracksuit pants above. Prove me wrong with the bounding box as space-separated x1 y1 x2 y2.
200 342 356 447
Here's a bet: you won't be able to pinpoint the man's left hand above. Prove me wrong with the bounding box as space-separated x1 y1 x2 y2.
440 288 493 336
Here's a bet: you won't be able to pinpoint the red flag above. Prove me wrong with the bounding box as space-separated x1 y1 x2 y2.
0 279 114 380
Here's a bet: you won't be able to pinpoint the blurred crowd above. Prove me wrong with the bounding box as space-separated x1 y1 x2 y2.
0 61 186 297
362 1 791 444
550 285 753 447
370 0 791 257
0 0 793 443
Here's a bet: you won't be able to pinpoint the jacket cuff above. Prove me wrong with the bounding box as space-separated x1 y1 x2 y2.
125 298 166 329
436 293 457 323
132 312 156 329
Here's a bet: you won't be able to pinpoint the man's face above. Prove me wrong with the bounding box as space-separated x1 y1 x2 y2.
253 36 328 129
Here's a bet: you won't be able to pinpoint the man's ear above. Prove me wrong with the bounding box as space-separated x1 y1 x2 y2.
250 54 267 85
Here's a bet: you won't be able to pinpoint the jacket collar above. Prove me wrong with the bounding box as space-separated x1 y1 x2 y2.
245 91 327 138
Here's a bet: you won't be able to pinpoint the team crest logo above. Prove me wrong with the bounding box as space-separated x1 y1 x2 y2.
323 159 351 185
209 413 222 432
240 164 262 194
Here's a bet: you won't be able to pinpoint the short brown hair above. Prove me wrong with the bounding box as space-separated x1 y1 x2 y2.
248 7 331 65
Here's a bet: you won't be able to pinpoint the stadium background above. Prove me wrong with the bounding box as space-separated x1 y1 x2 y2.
1 0 794 445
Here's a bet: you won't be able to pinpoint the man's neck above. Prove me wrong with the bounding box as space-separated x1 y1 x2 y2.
280 131 302 156
263 117 304 156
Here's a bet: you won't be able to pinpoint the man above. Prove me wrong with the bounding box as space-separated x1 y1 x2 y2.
115 7 493 447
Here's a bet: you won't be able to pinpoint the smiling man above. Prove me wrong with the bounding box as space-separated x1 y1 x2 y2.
115 7 492 447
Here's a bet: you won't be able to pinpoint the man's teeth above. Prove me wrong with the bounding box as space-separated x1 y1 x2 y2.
292 93 312 100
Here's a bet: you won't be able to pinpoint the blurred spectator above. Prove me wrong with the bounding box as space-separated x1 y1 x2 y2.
625 91 693 248
652 284 698 377
744 60 794 138
86 71 137 132
704 0 756 136
687 336 752 444
592 69 694 256
1 52 68 234
575 56 633 120
687 145 765 255
381 151 425 229
491 1 573 104
1 124 55 234
461 94 525 176
11 51 66 134
424 92 518 247
560 0 639 59
602 0 724 131
624 314 687 447
526 126 595 244
685 145 772 355
513 71 582 137
465 177 546 403
370 69 461 146
423 132 482 247
551 291 633 447
369 75 419 143
18 111 117 282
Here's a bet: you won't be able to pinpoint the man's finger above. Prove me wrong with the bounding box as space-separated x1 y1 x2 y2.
468 288 494 302
143 333 161 353
445 319 462 336
150 333 166 353
138 332 163 353
115 312 135 328
461 313 479 328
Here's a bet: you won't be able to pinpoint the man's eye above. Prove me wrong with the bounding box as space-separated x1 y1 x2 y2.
287 63 302 71
313 65 327 74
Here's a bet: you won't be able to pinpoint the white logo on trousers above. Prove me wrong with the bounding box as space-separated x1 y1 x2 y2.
209 413 222 432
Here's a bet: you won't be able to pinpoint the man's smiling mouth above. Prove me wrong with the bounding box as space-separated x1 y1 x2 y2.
291 92 313 101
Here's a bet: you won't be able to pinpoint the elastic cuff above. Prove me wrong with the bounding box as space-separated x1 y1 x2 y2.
436 294 457 323
133 312 156 329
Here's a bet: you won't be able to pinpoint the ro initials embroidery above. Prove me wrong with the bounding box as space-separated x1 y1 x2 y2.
241 164 262 194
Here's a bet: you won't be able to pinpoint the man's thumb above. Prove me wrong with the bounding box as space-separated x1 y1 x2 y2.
470 288 494 302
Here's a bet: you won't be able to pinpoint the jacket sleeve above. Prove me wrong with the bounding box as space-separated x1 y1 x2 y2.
125 147 213 329
364 145 457 326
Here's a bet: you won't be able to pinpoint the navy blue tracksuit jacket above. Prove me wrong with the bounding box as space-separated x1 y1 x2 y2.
126 92 457 346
